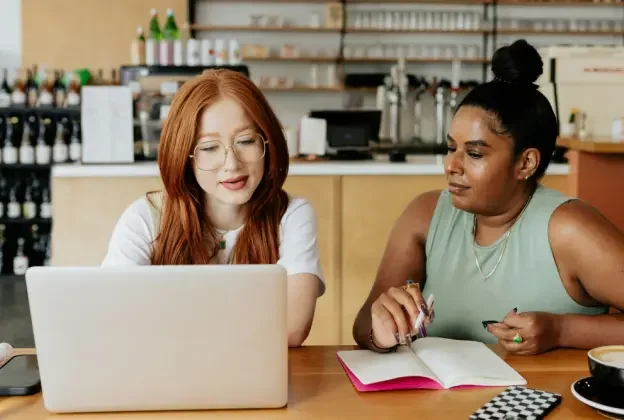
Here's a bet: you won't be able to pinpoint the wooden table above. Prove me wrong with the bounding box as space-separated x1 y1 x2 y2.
557 137 624 233
0 346 604 419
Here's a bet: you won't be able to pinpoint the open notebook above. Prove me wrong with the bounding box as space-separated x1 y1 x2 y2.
337 337 527 392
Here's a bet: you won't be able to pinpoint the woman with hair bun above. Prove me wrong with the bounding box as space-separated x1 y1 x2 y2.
102 69 324 347
353 39 624 355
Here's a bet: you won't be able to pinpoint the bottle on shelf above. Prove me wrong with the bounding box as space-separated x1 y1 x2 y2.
37 69 55 108
69 120 81 162
110 69 119 86
35 118 51 165
65 73 81 108
11 69 26 107
43 234 51 267
13 237 29 275
0 68 11 107
0 224 5 274
22 181 37 220
40 185 51 219
25 68 38 108
52 121 68 163
131 26 146 66
19 122 35 164
2 117 17 164
184 23 200 66
146 8 161 66
6 184 20 219
160 9 177 66
53 70 66 108
0 175 7 218
29 224 45 267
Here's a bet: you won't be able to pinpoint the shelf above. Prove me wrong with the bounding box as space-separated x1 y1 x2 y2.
0 164 52 171
0 107 80 116
496 29 624 35
192 24 340 33
349 28 488 34
259 86 377 93
244 56 489 63
557 137 624 153
0 218 52 225
497 0 624 5
192 25 488 34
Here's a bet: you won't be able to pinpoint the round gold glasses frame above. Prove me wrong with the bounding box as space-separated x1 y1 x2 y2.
189 134 269 171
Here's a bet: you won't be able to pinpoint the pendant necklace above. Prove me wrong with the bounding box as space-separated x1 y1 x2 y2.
471 194 533 280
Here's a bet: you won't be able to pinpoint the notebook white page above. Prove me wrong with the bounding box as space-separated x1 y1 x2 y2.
337 346 439 385
412 337 527 388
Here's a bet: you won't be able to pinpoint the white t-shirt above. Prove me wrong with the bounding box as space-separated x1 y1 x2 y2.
102 194 325 296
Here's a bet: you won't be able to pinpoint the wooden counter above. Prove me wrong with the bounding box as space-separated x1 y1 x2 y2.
557 137 624 233
0 346 604 419
49 159 570 346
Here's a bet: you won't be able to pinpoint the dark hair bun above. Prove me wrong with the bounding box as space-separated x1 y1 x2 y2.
491 39 543 85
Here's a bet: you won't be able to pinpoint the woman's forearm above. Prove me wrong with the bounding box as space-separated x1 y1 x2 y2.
558 313 624 349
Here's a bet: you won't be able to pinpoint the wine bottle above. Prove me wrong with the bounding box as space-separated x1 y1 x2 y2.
6 184 20 219
0 68 11 107
25 68 38 108
69 120 81 162
29 224 44 267
22 180 36 220
65 73 81 108
0 175 7 218
161 8 179 66
0 224 5 274
131 26 146 66
11 68 26 106
43 234 51 266
37 69 55 108
2 117 17 164
13 237 29 275
35 118 51 164
146 8 161 65
53 70 66 108
40 184 51 219
52 122 68 163
19 122 35 164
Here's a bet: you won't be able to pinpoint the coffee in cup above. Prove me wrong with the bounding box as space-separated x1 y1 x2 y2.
588 345 624 388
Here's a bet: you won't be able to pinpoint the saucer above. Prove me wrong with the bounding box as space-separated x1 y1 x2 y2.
571 377 624 419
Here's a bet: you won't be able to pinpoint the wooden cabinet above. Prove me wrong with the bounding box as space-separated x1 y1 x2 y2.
50 172 570 346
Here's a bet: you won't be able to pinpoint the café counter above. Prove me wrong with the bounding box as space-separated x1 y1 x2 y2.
0 345 605 419
49 157 570 346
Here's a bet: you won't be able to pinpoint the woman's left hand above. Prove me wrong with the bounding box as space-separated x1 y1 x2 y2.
487 310 563 355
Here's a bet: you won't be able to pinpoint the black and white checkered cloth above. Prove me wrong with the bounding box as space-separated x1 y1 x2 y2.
469 386 562 420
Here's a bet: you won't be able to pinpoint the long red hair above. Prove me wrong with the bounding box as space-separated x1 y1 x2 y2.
150 69 290 265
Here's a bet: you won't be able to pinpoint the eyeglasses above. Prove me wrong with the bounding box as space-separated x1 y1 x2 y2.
189 133 268 171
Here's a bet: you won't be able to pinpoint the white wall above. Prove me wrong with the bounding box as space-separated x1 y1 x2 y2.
0 0 22 82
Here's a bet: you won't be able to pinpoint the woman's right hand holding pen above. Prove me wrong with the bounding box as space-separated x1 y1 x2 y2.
370 280 433 350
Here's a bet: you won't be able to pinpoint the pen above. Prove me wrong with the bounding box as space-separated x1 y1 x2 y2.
413 294 434 338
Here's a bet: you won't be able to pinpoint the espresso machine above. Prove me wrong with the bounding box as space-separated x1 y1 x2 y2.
376 55 427 145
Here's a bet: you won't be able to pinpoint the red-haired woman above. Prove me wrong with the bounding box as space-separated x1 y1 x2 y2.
102 69 324 347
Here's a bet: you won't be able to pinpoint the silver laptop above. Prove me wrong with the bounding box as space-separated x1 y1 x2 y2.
25 264 288 413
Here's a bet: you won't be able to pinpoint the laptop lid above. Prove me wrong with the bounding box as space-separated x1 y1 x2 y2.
25 264 288 413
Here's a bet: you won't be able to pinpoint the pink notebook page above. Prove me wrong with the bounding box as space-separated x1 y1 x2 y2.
337 355 480 392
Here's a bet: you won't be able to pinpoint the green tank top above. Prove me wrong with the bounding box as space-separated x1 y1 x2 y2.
423 185 608 344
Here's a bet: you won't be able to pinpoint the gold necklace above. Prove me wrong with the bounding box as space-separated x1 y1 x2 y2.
471 195 532 280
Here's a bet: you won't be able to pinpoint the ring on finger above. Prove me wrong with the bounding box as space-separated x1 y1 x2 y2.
513 332 523 344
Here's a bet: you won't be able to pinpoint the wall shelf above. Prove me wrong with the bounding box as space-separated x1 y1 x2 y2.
244 56 490 63
496 29 624 35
